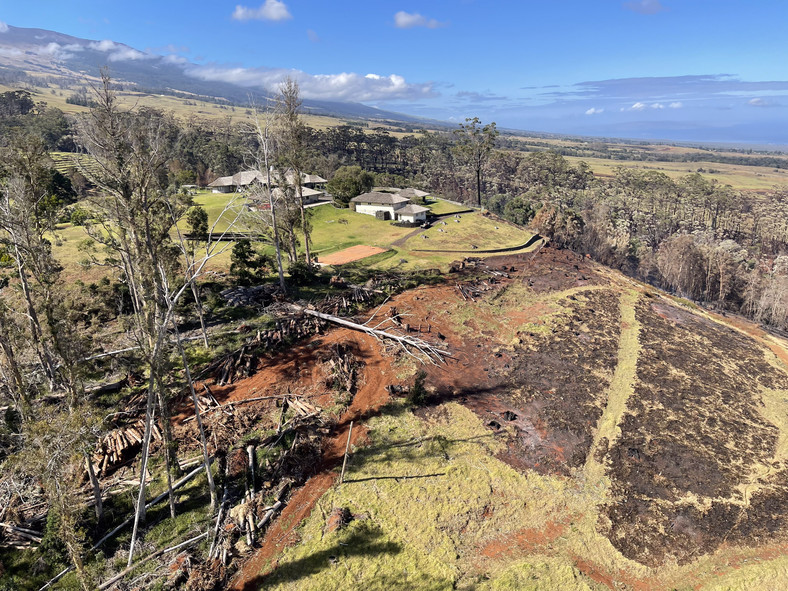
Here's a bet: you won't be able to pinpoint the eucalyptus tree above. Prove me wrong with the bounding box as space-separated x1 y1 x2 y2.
276 77 313 264
453 117 498 207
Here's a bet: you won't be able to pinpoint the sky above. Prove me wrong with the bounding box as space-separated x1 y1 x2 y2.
2 0 788 144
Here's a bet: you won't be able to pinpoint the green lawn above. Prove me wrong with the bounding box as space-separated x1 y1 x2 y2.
308 203 415 258
50 194 538 280
403 214 530 253
426 198 471 215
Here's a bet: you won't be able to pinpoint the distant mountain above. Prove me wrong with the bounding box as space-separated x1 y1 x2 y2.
0 25 436 126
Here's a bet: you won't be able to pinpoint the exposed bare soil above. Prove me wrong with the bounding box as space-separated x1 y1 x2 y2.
316 244 387 265
210 245 788 590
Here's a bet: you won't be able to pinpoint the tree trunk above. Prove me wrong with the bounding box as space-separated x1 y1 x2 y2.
190 281 209 348
85 454 104 525
14 252 56 387
127 376 156 566
476 166 482 208
296 181 311 264
155 375 178 520
171 320 217 511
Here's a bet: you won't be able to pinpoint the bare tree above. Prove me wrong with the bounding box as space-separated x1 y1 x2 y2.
248 102 287 292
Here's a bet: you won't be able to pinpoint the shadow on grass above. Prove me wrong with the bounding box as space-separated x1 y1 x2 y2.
248 526 400 588
343 472 446 484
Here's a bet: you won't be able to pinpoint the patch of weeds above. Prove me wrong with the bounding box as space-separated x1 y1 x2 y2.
406 370 428 406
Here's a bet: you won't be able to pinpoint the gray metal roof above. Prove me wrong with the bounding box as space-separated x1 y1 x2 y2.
351 191 410 205
397 204 430 215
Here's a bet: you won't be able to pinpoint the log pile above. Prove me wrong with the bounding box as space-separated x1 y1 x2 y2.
199 316 327 385
455 280 494 302
90 418 162 476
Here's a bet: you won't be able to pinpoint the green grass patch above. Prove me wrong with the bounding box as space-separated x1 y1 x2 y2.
426 198 470 216
403 212 531 253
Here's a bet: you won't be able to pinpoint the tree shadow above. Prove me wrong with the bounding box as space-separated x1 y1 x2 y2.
248 525 400 588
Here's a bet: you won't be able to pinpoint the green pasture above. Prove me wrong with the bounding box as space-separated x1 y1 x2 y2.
565 155 788 191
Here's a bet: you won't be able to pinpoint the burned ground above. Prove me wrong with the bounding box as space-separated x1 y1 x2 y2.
491 288 622 474
218 245 788 590
603 298 788 566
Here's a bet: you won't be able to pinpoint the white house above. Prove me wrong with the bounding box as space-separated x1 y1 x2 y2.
350 191 429 223
208 169 327 199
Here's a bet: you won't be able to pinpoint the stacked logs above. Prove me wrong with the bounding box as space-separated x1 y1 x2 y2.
90 418 162 476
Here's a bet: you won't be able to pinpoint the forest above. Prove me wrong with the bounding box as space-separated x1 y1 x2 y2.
1 74 788 589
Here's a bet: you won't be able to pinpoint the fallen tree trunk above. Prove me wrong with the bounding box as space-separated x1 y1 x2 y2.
97 531 209 590
295 307 449 364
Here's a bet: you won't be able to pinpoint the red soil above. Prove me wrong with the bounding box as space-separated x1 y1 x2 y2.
226 327 396 590
317 245 387 265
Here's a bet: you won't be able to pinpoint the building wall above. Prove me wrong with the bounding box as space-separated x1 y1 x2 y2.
354 203 397 217
398 212 427 223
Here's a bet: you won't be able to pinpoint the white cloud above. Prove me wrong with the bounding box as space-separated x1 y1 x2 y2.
185 64 435 102
88 40 151 61
621 101 670 112
585 107 604 115
35 42 83 60
0 47 21 57
624 0 665 15
162 54 189 65
394 11 444 29
669 101 683 108
232 0 292 22
89 39 118 52
307 29 320 43
0 21 9 33
747 97 780 108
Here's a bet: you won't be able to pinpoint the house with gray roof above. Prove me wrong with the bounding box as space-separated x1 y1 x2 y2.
350 190 430 223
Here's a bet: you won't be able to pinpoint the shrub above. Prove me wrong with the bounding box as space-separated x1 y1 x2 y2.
406 369 428 406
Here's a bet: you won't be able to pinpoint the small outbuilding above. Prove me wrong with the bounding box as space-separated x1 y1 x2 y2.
350 191 429 223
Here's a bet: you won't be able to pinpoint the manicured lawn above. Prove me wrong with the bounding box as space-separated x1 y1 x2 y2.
426 198 471 215
403 213 530 252
308 204 415 258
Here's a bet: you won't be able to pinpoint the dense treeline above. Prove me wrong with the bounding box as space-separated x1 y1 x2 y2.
481 153 788 331
3 86 787 335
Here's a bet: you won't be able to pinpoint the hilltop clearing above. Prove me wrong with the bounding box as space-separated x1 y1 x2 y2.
221 246 788 591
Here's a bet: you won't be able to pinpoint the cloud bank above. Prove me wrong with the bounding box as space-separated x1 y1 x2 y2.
89 40 151 61
185 63 436 102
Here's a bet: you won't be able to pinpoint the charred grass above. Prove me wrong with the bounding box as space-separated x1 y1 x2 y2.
603 299 788 566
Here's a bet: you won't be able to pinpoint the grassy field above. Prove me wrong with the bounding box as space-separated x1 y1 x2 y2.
403 215 529 253
565 154 788 191
49 192 536 279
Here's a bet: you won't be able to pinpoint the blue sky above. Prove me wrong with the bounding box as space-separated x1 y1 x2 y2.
2 1 788 143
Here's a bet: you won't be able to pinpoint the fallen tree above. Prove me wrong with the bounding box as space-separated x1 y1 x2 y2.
293 306 450 365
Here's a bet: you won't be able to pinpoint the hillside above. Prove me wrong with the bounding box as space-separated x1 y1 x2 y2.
0 24 437 127
195 247 788 590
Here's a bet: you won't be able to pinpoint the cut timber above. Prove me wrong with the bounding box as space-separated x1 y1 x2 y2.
295 306 449 365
